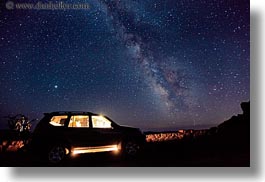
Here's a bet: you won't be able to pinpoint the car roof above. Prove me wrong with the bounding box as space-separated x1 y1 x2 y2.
43 111 116 123
44 111 97 115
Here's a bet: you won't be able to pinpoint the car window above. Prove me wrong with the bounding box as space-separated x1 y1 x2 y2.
92 116 112 128
69 115 89 128
49 115 68 126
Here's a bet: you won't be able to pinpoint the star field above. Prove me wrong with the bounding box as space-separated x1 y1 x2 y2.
0 0 249 130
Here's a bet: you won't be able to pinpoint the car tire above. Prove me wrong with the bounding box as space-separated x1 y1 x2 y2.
48 144 68 164
123 140 140 157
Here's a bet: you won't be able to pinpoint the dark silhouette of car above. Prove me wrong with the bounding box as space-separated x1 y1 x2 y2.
30 111 146 164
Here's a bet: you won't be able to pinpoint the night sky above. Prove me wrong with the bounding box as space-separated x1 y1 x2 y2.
0 0 249 130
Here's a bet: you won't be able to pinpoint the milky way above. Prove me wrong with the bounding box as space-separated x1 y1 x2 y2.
99 0 198 114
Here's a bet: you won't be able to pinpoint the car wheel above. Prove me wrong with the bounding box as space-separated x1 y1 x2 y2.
48 144 66 164
124 141 140 156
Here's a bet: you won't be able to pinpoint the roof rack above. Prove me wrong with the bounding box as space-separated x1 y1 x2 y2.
44 111 95 115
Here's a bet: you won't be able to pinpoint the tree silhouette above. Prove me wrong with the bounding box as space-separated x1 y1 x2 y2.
5 114 36 142
7 114 30 131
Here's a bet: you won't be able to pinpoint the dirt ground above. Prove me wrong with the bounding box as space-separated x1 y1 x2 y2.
0 140 249 167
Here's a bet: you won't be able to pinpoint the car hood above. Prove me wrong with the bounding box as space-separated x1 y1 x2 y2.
118 125 142 133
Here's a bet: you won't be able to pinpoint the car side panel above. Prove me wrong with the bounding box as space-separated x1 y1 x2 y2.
89 128 123 146
65 127 98 147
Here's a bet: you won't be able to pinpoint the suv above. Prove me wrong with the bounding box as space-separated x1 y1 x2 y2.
30 111 145 164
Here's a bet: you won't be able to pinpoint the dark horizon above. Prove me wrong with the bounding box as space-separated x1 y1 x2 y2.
0 103 245 131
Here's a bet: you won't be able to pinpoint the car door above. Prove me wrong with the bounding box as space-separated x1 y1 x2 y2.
90 115 122 146
65 114 96 147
